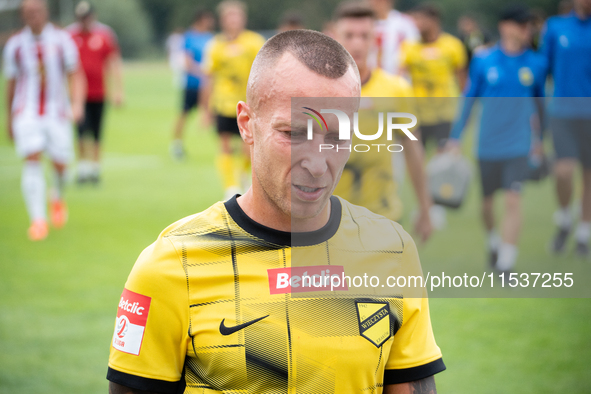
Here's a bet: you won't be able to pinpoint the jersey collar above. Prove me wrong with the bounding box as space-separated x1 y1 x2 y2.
224 195 342 247
24 23 53 41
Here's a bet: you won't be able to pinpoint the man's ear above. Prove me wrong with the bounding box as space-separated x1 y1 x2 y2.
237 101 254 145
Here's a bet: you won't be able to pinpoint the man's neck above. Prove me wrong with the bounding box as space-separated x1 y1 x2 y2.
574 6 591 20
358 64 372 86
500 39 524 55
81 22 93 33
237 187 332 233
377 8 391 20
422 28 440 43
237 188 291 232
224 29 242 41
30 23 47 36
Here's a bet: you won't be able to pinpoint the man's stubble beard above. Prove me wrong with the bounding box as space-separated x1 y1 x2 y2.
252 142 293 219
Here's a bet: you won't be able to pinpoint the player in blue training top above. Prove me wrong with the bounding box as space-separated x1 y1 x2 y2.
170 10 214 160
541 0 591 257
447 5 547 276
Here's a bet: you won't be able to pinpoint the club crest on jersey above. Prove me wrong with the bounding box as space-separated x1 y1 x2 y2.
355 301 392 348
518 67 534 87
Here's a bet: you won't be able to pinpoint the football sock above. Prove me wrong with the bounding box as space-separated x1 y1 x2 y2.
22 161 47 222
77 160 90 178
91 161 100 177
575 222 591 244
554 207 572 230
496 243 517 271
487 230 501 251
217 153 239 190
50 168 67 201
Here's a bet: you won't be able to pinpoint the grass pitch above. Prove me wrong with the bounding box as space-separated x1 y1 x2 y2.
0 62 590 393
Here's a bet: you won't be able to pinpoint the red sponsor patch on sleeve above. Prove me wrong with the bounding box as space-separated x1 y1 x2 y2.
112 289 151 356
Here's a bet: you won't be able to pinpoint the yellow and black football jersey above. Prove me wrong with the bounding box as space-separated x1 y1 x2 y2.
107 196 445 393
333 68 414 222
203 30 265 118
401 33 466 125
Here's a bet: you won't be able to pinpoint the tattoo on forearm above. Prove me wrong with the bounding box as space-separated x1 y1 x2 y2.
410 376 437 394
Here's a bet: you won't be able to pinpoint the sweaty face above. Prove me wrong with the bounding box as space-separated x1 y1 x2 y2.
250 53 360 227
334 17 375 67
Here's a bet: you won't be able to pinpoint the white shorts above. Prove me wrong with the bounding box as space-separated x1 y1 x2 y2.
13 115 74 164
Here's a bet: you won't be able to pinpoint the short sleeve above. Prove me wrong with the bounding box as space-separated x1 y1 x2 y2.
105 27 120 55
464 54 483 97
384 230 445 384
393 76 413 98
403 16 420 42
3 37 19 80
60 32 80 73
539 21 553 73
451 38 468 70
201 39 217 75
107 236 190 393
399 41 411 68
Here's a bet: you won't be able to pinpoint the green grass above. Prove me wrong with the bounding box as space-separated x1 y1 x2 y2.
1 62 590 393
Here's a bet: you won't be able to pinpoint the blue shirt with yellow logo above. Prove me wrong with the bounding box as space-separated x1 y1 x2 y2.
450 44 547 160
540 11 591 118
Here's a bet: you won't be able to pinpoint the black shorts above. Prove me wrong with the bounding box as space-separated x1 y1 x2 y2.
182 88 200 113
420 122 451 149
479 156 530 197
216 115 241 136
77 101 105 141
550 117 591 169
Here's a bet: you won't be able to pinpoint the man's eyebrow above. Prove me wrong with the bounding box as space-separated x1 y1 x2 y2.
272 120 292 128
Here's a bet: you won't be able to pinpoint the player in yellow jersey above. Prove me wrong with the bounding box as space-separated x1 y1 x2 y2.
202 1 265 199
332 2 433 242
400 2 467 150
107 30 445 394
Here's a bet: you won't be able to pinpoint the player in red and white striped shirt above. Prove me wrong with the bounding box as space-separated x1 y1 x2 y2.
3 0 86 241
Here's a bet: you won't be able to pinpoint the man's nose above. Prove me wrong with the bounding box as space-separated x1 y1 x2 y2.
300 140 329 178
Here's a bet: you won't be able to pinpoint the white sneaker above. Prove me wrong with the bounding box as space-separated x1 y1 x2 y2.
170 140 185 161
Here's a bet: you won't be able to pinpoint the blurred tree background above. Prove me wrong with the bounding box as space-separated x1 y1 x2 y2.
0 0 563 58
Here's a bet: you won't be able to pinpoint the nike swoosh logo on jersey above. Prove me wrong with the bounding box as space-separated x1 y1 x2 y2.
219 315 269 335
